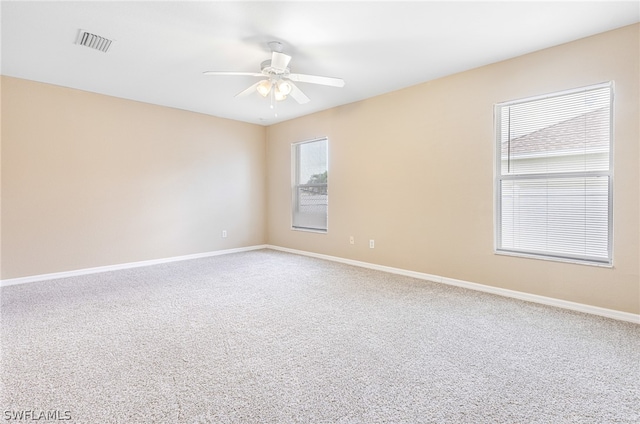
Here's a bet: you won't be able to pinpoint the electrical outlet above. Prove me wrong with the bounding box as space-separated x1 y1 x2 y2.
222 230 227 238
350 236 354 245
369 239 375 248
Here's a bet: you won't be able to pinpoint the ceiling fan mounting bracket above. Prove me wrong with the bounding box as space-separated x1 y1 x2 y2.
267 41 284 53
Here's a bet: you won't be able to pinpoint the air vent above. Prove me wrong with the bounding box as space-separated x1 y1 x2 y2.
76 30 113 53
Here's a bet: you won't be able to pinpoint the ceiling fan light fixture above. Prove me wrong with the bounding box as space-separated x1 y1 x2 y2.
277 80 292 96
274 90 287 102
256 80 272 97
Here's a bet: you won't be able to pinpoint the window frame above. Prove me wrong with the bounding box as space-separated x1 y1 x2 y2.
494 82 614 267
291 137 329 233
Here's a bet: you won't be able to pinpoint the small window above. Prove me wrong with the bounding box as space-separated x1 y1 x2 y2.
495 83 613 265
292 138 328 232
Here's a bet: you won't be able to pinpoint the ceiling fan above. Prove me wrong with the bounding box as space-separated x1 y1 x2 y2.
203 41 345 105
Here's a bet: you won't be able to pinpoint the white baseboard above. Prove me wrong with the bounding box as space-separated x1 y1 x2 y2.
0 245 268 287
3 243 637 324
266 245 640 325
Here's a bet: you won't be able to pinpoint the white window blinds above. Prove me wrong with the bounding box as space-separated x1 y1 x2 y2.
292 138 328 232
495 83 612 265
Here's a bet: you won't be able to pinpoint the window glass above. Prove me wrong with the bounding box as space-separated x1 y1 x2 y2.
292 138 328 232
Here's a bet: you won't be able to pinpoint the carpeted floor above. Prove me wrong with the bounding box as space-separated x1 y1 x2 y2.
1 249 639 423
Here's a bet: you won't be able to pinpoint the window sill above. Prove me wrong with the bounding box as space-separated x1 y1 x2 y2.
495 250 613 268
292 227 327 234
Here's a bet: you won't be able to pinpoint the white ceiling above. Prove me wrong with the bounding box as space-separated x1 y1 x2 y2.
2 1 639 126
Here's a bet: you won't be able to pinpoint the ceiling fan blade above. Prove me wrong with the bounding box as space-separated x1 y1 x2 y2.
288 73 345 88
271 52 292 71
234 81 261 98
288 81 310 104
203 71 263 77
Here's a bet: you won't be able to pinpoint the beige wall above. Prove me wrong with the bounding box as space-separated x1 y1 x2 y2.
0 77 3 275
266 24 640 314
1 77 266 279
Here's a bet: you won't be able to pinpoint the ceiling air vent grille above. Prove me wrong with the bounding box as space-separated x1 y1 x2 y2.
76 30 113 53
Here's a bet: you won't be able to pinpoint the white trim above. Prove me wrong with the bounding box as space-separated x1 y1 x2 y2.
266 245 639 325
291 227 328 234
494 250 613 268
0 245 268 287
268 245 444 283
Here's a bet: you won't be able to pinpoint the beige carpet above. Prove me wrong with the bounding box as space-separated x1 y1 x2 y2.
1 249 639 423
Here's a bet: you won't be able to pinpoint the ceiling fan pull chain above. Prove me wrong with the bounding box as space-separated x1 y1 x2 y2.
272 89 278 117
270 87 275 110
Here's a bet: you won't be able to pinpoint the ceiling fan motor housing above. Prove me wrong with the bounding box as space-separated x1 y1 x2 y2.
260 60 290 77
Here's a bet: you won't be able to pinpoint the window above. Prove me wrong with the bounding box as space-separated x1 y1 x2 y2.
495 83 613 265
292 138 328 232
